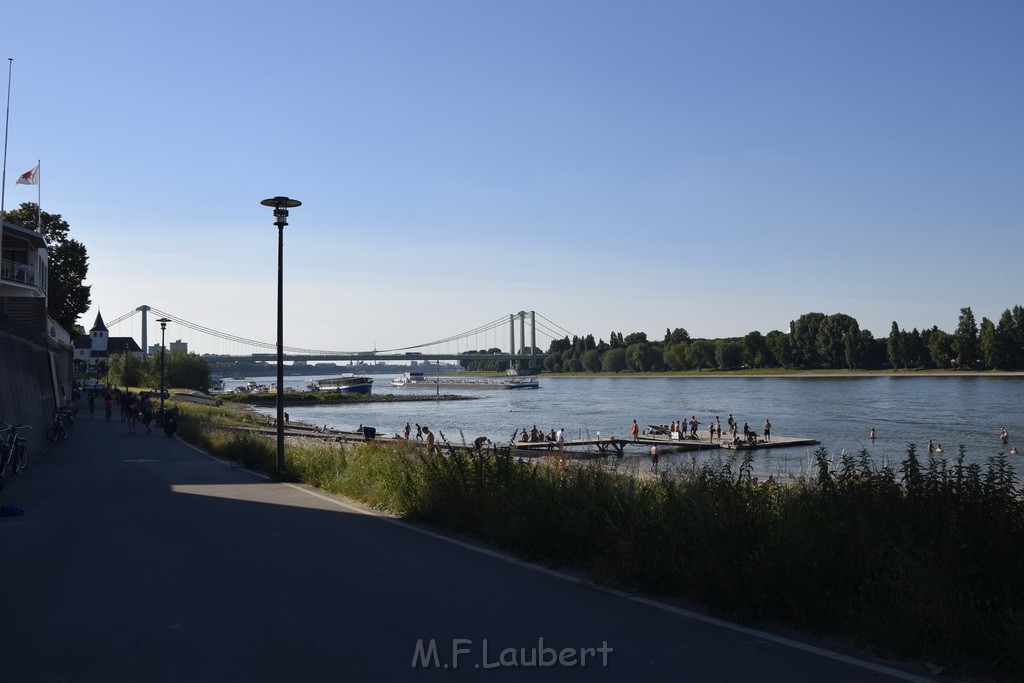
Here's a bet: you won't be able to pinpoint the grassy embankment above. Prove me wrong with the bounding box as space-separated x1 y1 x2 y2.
174 399 1023 681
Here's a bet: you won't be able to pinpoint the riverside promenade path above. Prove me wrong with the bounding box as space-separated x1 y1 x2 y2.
0 409 941 682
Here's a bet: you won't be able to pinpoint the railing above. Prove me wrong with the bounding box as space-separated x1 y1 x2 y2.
1 259 38 287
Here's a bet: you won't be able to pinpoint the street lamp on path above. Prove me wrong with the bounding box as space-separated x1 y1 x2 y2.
156 317 170 422
260 195 301 479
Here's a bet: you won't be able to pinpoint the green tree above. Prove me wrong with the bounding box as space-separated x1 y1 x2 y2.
790 313 826 367
625 342 649 372
952 307 979 368
978 317 1006 370
765 330 792 368
685 339 716 370
846 328 874 369
1000 306 1024 368
927 328 954 369
715 341 743 370
106 351 148 388
601 348 627 373
3 202 91 331
887 321 906 369
646 343 666 371
905 328 927 367
663 341 689 370
623 331 648 347
665 327 690 345
581 349 601 373
815 313 859 369
741 331 770 367
165 350 211 391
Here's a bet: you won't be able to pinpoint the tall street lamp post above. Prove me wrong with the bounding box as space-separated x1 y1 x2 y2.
260 195 301 479
156 317 170 422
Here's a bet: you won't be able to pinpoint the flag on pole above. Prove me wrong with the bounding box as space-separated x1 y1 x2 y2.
16 164 39 185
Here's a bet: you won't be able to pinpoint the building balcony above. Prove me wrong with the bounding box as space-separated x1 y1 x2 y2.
2 259 41 290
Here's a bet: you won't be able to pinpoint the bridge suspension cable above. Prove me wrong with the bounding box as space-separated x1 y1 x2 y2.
373 315 510 354
535 312 576 340
107 306 573 356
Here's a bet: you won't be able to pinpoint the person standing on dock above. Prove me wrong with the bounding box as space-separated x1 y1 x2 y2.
763 419 772 442
631 420 639 440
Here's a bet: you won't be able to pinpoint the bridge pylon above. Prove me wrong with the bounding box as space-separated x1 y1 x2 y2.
508 310 537 374
137 305 151 359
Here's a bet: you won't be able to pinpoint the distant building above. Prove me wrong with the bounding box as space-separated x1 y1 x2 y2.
148 339 186 357
73 311 143 373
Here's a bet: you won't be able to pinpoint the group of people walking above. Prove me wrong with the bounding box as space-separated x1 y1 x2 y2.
401 422 436 450
86 388 155 433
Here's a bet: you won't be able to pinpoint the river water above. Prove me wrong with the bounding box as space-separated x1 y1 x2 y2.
223 374 1023 481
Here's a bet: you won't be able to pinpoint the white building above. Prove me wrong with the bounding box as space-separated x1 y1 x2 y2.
73 311 143 372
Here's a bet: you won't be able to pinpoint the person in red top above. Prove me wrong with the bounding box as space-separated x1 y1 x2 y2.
630 420 639 440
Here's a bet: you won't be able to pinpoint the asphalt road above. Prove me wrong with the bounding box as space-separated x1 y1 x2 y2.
0 408 941 682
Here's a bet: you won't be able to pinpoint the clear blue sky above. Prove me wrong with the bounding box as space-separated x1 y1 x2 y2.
5 1 1023 354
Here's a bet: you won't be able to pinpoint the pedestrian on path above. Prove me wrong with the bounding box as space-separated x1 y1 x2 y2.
141 396 154 434
125 392 138 434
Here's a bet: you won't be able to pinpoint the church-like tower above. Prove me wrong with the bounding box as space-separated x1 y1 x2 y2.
90 311 109 354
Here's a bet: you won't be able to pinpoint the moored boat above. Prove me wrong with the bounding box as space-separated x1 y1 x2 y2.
309 374 373 394
390 372 538 390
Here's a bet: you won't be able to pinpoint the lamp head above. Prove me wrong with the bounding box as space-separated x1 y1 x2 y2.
261 196 302 229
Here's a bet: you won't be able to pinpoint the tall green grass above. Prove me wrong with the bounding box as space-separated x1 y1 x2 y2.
175 402 1024 680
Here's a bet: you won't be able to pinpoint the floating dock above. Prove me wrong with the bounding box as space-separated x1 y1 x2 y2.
230 423 817 459
514 429 818 458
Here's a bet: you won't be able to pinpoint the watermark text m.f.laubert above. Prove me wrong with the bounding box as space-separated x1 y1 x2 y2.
412 638 613 669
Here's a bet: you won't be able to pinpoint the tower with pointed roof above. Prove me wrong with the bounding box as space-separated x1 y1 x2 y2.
90 310 109 354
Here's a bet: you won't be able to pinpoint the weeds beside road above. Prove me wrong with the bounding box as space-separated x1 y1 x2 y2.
176 401 1024 681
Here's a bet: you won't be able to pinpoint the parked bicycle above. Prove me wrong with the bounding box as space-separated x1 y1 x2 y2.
46 402 77 443
1 422 31 479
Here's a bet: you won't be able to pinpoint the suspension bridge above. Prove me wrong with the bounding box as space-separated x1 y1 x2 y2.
101 306 576 369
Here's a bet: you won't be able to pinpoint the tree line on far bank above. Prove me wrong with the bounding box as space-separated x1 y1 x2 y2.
460 305 1024 374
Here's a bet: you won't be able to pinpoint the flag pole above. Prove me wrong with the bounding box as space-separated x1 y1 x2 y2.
36 159 40 232
1 58 11 218
1 58 10 278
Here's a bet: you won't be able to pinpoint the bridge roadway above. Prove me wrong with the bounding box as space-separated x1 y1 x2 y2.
0 412 936 681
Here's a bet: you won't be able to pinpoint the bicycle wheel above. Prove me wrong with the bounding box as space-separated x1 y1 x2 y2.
14 443 27 473
1 451 12 479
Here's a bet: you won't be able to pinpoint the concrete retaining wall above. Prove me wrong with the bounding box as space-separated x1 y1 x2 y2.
0 313 64 465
